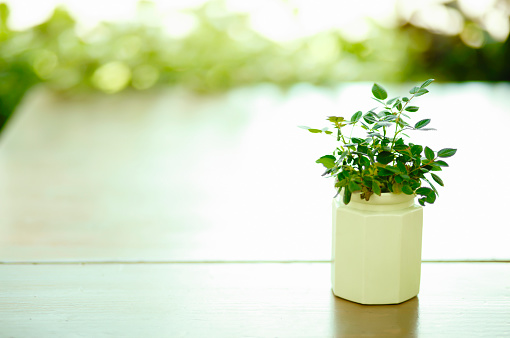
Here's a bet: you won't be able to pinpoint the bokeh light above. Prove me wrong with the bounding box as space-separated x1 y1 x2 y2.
0 0 509 262
0 0 508 128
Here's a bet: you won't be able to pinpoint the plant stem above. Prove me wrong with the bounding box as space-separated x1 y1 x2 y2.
409 156 437 175
390 94 415 151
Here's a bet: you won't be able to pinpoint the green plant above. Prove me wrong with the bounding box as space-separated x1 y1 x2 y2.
300 80 456 206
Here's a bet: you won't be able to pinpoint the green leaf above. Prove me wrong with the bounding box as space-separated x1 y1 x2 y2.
316 155 336 169
414 119 431 129
410 179 421 190
414 88 429 97
363 112 378 124
409 86 420 94
343 187 352 205
423 178 439 197
377 110 391 118
431 173 444 187
357 145 369 154
424 146 435 161
416 187 433 196
434 160 449 167
402 184 414 195
360 156 371 168
398 120 411 129
392 182 402 194
373 122 393 129
349 181 361 192
325 131 333 134
386 97 399 105
411 145 423 157
402 97 409 102
377 168 395 176
417 190 436 204
396 161 407 173
430 164 442 171
384 165 401 173
327 116 345 123
372 180 381 195
437 148 457 158
338 150 348 162
393 144 408 151
420 79 434 88
405 106 419 112
350 111 363 123
376 151 394 165
362 176 373 186
419 167 430 176
308 129 322 133
382 115 398 122
426 191 436 203
372 83 388 100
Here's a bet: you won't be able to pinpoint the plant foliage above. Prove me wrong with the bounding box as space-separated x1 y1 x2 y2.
302 80 456 206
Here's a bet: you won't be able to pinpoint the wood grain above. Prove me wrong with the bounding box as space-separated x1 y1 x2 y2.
0 262 509 337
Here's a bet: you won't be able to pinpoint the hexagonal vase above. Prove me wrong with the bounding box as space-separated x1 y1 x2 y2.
332 191 423 305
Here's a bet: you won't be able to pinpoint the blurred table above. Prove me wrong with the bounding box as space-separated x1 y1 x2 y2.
0 85 509 336
0 86 333 262
1 83 510 262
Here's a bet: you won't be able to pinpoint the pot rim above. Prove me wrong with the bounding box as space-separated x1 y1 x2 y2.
345 190 415 206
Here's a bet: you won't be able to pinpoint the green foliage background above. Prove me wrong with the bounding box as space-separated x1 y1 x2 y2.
0 0 509 131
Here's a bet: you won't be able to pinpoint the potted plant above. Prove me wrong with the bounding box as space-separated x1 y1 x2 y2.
300 80 456 305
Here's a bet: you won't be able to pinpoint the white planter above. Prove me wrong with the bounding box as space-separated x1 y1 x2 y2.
331 191 423 305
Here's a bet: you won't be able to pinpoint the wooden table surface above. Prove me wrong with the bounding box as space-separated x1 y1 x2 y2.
1 86 509 337
1 262 509 337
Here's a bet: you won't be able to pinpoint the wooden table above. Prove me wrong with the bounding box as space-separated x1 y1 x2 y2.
1 262 509 337
1 86 509 337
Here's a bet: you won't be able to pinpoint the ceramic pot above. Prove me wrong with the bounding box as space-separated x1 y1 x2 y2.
331 191 423 305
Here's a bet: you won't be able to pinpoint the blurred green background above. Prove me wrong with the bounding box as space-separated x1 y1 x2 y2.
0 0 509 131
